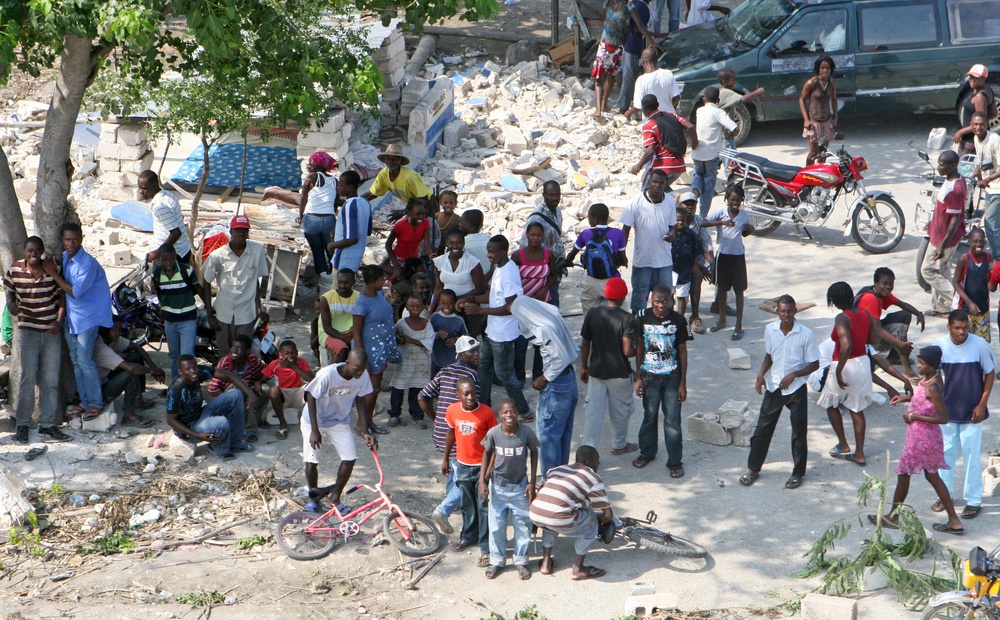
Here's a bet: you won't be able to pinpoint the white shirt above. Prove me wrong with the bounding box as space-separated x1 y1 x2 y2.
486 260 524 342
511 296 580 381
633 69 681 114
150 190 192 257
203 240 270 325
974 131 1000 195
621 191 677 268
433 253 479 297
304 363 373 426
690 103 737 162
304 171 337 215
762 320 819 395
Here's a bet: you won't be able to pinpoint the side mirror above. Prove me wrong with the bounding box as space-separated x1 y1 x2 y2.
918 150 930 162
834 131 845 141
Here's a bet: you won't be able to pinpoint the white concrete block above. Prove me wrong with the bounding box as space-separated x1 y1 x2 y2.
98 141 148 161
800 593 858 620
687 412 731 446
718 399 750 429
99 157 121 173
115 124 147 147
622 593 679 618
501 126 527 155
984 466 1000 497
297 131 341 149
453 169 479 185
726 348 751 370
98 230 120 246
106 244 134 266
97 185 137 202
100 124 120 142
68 402 118 432
0 469 35 528
443 121 470 148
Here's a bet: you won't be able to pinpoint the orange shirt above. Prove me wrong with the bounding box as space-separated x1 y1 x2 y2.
444 401 497 466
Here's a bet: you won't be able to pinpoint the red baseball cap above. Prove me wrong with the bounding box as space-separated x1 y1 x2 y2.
230 215 251 230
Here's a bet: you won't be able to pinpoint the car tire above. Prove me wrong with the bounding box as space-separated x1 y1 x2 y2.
729 102 752 147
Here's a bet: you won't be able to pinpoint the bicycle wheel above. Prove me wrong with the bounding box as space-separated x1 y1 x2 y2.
276 511 337 561
383 511 443 557
921 599 993 620
628 529 707 559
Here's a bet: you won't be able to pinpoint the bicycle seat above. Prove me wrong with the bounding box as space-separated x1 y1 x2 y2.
738 153 801 183
598 520 617 544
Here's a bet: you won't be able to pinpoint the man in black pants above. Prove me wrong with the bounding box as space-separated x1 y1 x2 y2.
740 295 819 489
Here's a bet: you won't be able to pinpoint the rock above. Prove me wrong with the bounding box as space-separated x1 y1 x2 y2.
801 592 858 620
686 412 731 446
500 126 527 155
115 124 148 147
622 593 679 617
718 400 749 429
726 348 751 370
0 417 15 433
169 433 196 459
730 419 756 447
14 179 36 201
125 452 144 465
506 40 542 67
207 465 221 476
984 466 1000 497
142 463 156 473
0 469 35 528
443 121 470 148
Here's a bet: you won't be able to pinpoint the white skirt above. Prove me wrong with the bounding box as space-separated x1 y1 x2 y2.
817 355 876 412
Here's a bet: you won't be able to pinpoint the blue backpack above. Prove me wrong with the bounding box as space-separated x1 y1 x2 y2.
581 228 616 279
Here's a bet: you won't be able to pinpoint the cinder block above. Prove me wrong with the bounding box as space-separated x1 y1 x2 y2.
68 402 118 432
687 412 731 446
622 593 679 618
718 399 749 429
115 124 147 147
99 157 121 173
297 131 341 149
98 230 120 246
984 466 1000 497
501 126 527 155
800 593 858 620
106 244 134 266
263 302 286 322
100 124 120 142
443 121 470 148
726 347 752 370
119 151 154 173
98 141 148 161
97 185 137 202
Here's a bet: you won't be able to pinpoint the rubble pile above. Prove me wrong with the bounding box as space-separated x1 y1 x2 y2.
687 400 757 447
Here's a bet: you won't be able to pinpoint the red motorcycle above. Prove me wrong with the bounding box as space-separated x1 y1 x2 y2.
722 135 905 254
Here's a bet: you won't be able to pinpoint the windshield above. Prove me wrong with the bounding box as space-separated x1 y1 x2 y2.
723 0 797 47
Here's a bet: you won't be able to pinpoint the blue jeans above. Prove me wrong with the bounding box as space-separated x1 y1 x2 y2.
488 479 531 566
302 213 336 276
66 325 102 409
941 422 984 506
164 319 197 378
637 372 683 469
616 51 641 112
436 457 464 517
549 279 561 308
651 0 680 32
454 461 488 553
187 390 247 457
692 158 720 218
630 266 674 313
15 330 62 427
514 336 544 385
479 335 530 415
537 369 579 477
982 193 1000 262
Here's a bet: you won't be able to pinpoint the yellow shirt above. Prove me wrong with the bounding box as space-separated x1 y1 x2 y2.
320 289 360 342
369 167 431 202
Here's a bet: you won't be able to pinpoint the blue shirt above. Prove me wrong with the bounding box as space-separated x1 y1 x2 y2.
429 312 467 369
62 249 113 334
333 196 372 272
624 0 650 55
935 334 996 424
671 228 704 285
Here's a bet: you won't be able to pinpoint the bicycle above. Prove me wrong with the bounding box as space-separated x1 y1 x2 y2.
275 449 442 560
612 510 707 559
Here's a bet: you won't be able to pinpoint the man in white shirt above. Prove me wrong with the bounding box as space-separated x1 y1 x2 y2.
459 235 530 418
972 111 1000 257
620 170 677 313
625 48 681 120
511 295 581 476
741 295 819 489
690 87 737 217
138 170 192 263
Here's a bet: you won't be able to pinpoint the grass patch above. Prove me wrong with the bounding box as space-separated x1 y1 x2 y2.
236 534 269 550
177 590 226 606
80 530 136 555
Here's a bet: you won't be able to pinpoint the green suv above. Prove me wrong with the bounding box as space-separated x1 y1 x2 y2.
661 0 1000 144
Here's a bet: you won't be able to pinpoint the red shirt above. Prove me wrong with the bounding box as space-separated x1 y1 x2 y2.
261 357 311 389
928 178 967 248
831 309 871 360
392 218 431 260
641 111 687 176
444 401 497 466
856 291 897 322
208 352 264 392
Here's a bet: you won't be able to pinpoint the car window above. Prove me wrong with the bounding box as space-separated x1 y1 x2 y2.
724 0 797 48
768 9 847 57
947 0 1000 44
858 1 940 51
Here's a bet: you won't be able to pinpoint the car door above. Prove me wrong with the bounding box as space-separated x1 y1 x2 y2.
754 6 856 121
854 0 950 115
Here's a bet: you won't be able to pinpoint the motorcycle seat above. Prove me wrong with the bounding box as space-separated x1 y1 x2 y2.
738 153 800 183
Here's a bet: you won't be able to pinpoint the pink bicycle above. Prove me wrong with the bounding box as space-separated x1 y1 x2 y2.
276 449 442 560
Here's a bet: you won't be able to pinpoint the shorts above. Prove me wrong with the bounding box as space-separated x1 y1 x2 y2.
672 271 691 298
968 312 991 342
591 42 623 81
301 414 357 464
715 253 747 293
279 386 306 408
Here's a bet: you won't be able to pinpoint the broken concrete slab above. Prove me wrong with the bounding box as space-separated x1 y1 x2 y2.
0 469 35 528
800 593 858 620
718 399 750 429
726 348 752 370
687 412 731 446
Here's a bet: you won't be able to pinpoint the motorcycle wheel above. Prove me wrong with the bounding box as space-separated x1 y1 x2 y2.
851 196 905 253
736 180 782 236
921 600 994 620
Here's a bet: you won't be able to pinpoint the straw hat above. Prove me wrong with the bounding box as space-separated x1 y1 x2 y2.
377 143 410 166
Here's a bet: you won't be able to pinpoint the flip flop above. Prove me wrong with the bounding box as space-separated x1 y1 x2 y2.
611 443 639 456
708 324 728 333
243 430 258 443
477 554 490 567
632 456 654 469
451 539 474 552
485 565 503 579
82 407 103 421
739 472 759 486
517 565 531 580
730 330 745 341
25 446 48 462
369 424 390 435
867 514 899 529
931 500 946 513
846 454 867 467
65 406 85 419
571 566 605 581
933 523 965 535
123 416 154 428
828 446 852 460
961 505 982 519
784 476 803 489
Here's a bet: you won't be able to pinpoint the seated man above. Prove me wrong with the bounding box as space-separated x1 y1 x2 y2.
856 267 924 378
166 354 258 460
318 269 359 366
207 334 266 438
94 320 166 427
258 339 315 440
529 445 614 581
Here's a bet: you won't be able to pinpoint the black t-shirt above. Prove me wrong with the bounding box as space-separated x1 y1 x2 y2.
166 365 215 426
581 305 636 380
671 228 703 285
637 309 690 376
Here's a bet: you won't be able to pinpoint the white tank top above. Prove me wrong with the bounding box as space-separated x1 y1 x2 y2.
304 171 337 215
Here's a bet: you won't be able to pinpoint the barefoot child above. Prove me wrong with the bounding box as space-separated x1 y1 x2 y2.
703 184 754 340
430 289 467 377
389 294 434 429
870 346 964 535
956 227 992 341
259 340 315 439
479 399 539 580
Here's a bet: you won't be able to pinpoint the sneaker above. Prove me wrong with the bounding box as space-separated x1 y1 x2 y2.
412 418 428 430
39 426 71 442
431 508 455 534
690 317 706 335
14 426 29 444
387 416 402 427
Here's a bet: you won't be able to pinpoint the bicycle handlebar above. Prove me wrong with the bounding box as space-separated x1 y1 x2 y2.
369 448 385 487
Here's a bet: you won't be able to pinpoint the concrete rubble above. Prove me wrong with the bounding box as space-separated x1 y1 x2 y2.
687 399 758 447
0 468 35 528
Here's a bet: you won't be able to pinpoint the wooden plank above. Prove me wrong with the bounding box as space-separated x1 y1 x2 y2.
216 186 236 203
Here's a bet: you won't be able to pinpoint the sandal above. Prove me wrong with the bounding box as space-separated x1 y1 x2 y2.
477 553 490 567
257 420 273 429
369 424 389 435
961 505 982 519
451 539 474 552
123 416 154 428
517 565 531 580
517 414 535 423
930 500 946 513
277 426 289 440
846 454 866 467
632 456 654 469
828 446 852 460
784 476 803 490
708 324 728 333
82 406 103 421
933 523 965 535
730 330 745 341
670 466 685 479
739 471 759 487
867 514 899 529
65 405 85 419
232 442 254 453
571 565 605 581
243 430 258 443
485 565 502 579
611 442 639 456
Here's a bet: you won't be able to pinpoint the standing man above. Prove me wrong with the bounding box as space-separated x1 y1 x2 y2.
44 223 114 421
203 215 270 356
690 87 737 217
856 267 923 378
616 0 662 115
933 309 995 520
521 181 566 307
741 295 819 489
922 151 967 317
4 236 68 443
621 169 677 313
511 295 581 477
318 268 360 366
580 277 637 456
972 111 1000 255
138 170 192 264
629 95 697 189
459 235 530 420
362 144 431 204
625 48 682 118
632 285 689 478
328 170 371 276
418 335 481 534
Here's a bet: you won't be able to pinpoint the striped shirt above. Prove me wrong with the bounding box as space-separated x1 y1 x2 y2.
154 264 197 322
208 351 264 392
516 248 551 301
529 463 610 529
418 359 478 455
151 190 192 258
3 260 61 332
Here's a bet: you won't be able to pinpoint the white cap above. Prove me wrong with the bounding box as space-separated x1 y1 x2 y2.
678 192 698 204
455 336 480 354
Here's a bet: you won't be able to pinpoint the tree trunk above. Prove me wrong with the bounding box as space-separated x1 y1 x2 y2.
0 145 30 419
188 131 210 267
34 34 103 251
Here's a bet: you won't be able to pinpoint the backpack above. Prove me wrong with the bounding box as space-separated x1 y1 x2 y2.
654 112 687 159
581 228 617 280
852 285 876 308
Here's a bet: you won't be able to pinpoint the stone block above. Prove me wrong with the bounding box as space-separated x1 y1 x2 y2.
297 130 341 149
14 179 35 201
115 123 147 147
718 399 750 429
539 130 564 148
19 155 40 179
68 402 118 432
99 157 121 173
106 244 134 266
104 171 139 188
104 218 121 228
984 466 1000 497
800 593 858 620
726 348 751 370
443 120 470 148
99 230 120 246
98 141 149 161
471 130 497 149
622 593 679 618
0 469 35 528
453 169 479 185
0 417 14 433
119 151 154 173
687 412 731 446
729 418 756 447
97 185 137 202
100 123 120 142
500 126 527 155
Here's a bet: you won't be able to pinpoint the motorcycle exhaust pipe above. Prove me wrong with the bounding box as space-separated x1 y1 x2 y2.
743 204 797 224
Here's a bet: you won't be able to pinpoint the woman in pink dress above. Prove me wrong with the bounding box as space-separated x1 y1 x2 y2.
869 346 964 535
